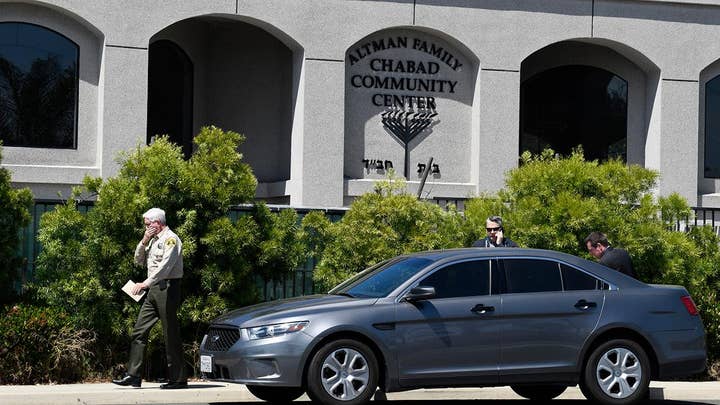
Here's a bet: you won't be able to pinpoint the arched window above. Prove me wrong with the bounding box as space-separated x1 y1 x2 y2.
0 22 78 148
705 75 720 178
520 65 628 162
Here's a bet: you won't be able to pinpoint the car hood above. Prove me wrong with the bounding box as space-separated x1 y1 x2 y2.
211 294 377 327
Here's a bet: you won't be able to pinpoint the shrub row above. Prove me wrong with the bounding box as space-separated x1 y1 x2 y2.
0 305 95 384
2 135 717 383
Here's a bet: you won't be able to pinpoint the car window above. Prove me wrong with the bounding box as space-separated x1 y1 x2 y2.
561 263 602 291
340 257 434 298
503 259 562 293
329 258 391 293
420 260 490 298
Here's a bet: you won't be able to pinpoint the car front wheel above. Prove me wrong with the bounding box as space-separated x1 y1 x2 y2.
245 385 305 403
306 339 379 405
582 339 650 405
510 384 567 400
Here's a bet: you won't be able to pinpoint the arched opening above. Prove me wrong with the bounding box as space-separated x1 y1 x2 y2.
520 40 659 169
149 16 301 201
520 65 628 161
147 40 193 158
704 75 720 179
699 60 720 201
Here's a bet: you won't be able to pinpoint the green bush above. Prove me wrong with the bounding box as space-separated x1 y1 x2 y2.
658 226 720 365
463 149 661 258
0 305 95 384
17 140 720 380
30 126 305 380
311 173 464 291
0 144 33 305
311 150 720 369
462 149 720 364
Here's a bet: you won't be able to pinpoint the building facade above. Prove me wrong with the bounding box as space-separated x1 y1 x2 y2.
3 0 720 208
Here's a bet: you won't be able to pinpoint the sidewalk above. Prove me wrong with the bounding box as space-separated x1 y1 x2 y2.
0 380 718 405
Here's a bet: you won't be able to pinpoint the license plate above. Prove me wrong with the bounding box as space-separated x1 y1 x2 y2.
200 355 213 373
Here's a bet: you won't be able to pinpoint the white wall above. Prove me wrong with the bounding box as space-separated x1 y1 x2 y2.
6 0 720 206
0 2 103 198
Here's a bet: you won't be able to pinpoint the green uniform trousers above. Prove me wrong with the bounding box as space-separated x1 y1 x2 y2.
127 279 185 382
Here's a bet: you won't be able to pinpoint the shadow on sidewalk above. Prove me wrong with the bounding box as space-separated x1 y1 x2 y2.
239 401 718 405
122 383 226 390
186 384 226 389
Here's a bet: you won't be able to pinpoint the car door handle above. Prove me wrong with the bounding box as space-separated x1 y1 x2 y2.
471 304 495 314
574 299 597 310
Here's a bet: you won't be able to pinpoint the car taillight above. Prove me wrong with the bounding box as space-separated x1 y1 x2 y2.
681 295 699 316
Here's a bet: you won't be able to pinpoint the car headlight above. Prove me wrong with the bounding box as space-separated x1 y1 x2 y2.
246 321 309 340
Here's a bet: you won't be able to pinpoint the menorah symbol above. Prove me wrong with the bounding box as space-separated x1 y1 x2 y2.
381 107 438 178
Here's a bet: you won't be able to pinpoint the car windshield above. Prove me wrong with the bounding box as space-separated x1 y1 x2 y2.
330 257 434 298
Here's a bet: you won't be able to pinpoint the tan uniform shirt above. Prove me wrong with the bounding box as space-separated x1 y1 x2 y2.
134 226 183 287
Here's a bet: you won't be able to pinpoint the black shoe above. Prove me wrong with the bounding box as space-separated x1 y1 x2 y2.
112 374 141 387
160 381 188 389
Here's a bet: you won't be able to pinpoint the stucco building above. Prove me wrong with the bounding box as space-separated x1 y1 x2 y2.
3 0 720 208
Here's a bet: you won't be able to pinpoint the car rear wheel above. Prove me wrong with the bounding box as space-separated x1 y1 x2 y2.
510 384 567 400
582 339 650 405
245 385 305 403
306 339 379 405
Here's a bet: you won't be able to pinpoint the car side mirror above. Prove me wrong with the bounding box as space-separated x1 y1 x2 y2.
404 286 436 302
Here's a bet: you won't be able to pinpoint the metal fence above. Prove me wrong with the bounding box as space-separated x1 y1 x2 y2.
430 197 466 211
16 201 346 300
15 200 720 301
17 200 94 288
430 198 720 234
675 206 720 234
232 204 347 300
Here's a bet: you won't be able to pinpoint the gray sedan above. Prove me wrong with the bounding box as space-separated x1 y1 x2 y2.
199 248 706 405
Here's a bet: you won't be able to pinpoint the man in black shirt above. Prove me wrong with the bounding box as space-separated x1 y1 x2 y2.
472 216 519 248
584 231 636 278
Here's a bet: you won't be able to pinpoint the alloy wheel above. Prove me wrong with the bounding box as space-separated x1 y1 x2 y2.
595 347 642 399
320 347 370 401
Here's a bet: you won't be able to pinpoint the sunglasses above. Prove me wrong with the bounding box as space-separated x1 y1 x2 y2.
486 227 502 232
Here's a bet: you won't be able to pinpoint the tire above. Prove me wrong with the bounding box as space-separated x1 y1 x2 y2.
306 339 379 405
510 384 567 400
246 385 305 403
582 339 650 405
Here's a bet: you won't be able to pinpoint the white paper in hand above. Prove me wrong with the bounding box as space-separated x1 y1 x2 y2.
122 280 145 302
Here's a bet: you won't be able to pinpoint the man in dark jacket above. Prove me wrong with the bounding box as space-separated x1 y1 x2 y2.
584 231 636 278
472 216 519 248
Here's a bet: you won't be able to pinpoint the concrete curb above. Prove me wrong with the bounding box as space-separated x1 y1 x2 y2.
0 382 253 405
0 380 718 404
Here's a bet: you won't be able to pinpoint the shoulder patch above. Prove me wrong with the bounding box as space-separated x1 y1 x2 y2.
165 237 176 247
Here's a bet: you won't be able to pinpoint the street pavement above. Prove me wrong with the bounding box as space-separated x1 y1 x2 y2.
0 381 719 405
